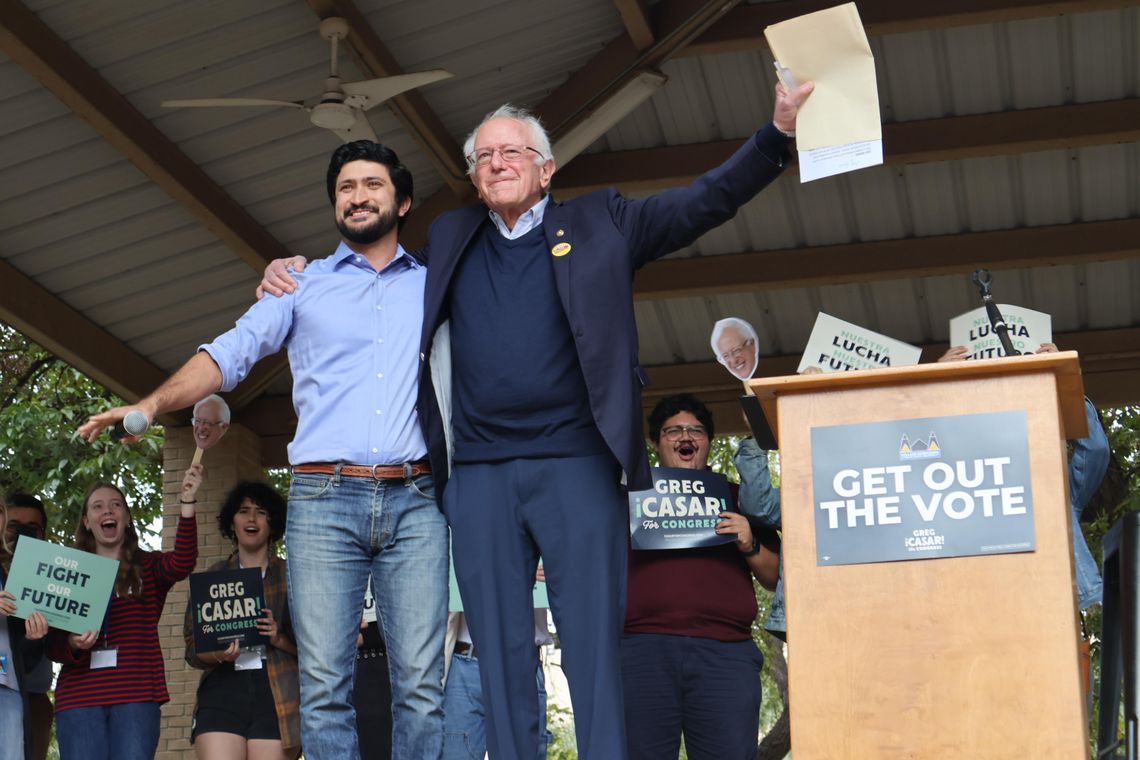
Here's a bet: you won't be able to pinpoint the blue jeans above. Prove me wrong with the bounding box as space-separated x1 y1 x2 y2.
0 686 23 760
56 701 160 760
442 651 552 759
1071 398 1110 609
287 469 449 760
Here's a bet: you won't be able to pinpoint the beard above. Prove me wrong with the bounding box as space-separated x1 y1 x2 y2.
336 203 398 245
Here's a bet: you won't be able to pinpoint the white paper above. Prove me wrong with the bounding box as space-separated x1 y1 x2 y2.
361 577 376 624
798 313 921 373
798 139 883 183
948 305 1052 360
764 3 884 182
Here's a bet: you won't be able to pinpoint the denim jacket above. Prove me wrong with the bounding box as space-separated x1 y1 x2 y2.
734 437 786 636
1071 397 1109 609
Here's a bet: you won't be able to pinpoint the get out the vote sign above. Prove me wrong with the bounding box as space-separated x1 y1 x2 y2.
810 411 1035 566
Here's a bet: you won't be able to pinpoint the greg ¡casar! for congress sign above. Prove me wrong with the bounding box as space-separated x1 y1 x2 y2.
810 411 1035 566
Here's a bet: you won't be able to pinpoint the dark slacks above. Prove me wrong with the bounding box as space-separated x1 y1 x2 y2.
621 633 763 760
445 454 628 760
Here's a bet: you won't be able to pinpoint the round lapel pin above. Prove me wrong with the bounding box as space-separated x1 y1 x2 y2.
551 242 572 257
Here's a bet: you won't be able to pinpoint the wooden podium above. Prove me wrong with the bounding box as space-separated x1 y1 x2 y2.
747 352 1090 759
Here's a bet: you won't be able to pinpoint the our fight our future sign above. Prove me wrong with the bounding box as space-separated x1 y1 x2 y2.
810 410 1035 566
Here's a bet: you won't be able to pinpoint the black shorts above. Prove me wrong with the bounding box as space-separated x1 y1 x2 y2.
191 663 280 742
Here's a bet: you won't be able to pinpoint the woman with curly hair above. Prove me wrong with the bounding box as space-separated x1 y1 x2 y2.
184 481 300 760
0 496 50 760
49 466 201 760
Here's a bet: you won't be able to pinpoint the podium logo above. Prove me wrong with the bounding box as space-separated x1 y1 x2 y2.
899 432 940 460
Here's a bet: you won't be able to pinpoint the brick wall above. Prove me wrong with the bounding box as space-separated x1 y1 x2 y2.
154 423 264 760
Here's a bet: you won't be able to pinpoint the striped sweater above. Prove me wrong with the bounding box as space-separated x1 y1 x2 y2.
49 516 198 712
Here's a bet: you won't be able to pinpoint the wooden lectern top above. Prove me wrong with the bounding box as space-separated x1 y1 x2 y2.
745 350 1087 442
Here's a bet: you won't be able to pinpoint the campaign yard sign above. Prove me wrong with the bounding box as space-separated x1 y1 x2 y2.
798 312 921 374
949 304 1052 359
188 568 268 652
629 468 735 550
810 410 1035 566
5 537 118 634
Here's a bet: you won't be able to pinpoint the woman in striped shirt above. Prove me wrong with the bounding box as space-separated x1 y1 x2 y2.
50 466 201 760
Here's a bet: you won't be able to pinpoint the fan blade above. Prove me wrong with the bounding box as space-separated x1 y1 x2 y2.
331 108 378 143
161 98 306 109
341 70 454 111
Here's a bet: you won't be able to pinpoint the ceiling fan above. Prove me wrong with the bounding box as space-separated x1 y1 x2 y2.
161 17 453 142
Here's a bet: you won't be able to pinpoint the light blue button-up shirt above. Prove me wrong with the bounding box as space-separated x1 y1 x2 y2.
488 195 550 239
201 242 427 465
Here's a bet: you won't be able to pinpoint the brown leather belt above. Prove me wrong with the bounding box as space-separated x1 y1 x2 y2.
293 461 431 480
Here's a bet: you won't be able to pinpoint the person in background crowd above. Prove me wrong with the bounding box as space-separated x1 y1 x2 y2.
0 496 51 760
355 602 393 760
185 481 299 760
939 341 1109 609
3 493 54 760
443 570 554 760
49 468 200 760
623 394 781 760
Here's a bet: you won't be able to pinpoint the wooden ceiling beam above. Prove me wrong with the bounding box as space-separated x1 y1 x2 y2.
305 0 471 196
0 258 186 425
248 325 1140 464
614 0 655 51
632 217 1140 301
682 0 1140 58
0 1 293 275
402 0 740 247
556 98 1140 196
642 326 1140 434
536 0 738 139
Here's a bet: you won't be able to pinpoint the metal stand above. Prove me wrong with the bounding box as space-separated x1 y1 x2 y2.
1098 512 1140 759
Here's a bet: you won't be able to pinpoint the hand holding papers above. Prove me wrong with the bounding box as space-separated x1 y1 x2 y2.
765 3 883 182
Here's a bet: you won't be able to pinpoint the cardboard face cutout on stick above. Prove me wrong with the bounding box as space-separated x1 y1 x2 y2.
192 395 231 462
711 318 760 381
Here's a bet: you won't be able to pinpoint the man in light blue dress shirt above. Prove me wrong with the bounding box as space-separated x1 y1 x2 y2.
79 142 448 760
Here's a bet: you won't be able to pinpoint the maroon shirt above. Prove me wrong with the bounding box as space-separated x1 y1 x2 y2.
625 484 780 642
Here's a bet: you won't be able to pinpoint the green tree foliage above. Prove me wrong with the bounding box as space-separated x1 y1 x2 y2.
0 324 165 544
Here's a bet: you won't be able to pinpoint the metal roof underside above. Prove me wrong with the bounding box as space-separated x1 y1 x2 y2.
1 0 1138 459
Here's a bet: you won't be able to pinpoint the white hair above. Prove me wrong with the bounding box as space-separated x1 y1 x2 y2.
462 104 553 177
193 394 231 423
710 317 758 365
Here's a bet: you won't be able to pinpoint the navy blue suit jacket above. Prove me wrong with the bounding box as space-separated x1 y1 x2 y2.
417 124 791 501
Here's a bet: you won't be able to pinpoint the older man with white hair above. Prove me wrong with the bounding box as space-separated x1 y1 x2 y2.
417 83 812 760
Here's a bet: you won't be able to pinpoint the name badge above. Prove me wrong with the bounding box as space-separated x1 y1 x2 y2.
234 647 265 671
90 647 118 669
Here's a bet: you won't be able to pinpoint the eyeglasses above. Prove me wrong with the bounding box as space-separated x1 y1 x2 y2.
7 521 44 538
192 418 226 429
661 425 708 441
466 144 545 168
720 338 755 363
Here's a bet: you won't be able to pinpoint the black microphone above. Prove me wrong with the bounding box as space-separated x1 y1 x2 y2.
110 410 150 442
970 269 1019 357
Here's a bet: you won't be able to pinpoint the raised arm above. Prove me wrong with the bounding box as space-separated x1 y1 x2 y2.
77 352 223 443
